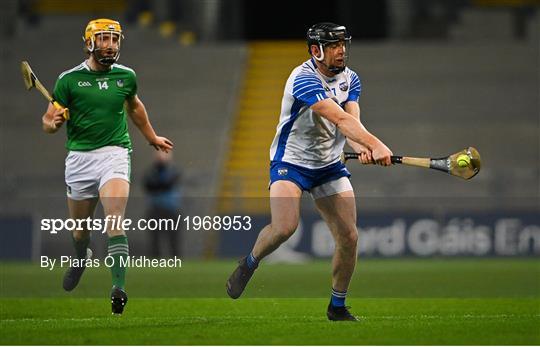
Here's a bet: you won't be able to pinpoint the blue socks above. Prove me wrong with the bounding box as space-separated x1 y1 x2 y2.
331 288 347 307
246 252 259 270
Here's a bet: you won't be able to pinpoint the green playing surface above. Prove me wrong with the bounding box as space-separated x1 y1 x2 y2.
1 259 539 345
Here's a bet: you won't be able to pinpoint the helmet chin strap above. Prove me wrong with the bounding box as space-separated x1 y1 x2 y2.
327 65 345 74
94 49 119 66
313 43 345 74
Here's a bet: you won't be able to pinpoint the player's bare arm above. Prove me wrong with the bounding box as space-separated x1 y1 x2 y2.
343 101 372 164
42 102 67 133
125 95 174 152
311 98 392 165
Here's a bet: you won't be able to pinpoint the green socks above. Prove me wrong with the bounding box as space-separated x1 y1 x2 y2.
107 235 129 290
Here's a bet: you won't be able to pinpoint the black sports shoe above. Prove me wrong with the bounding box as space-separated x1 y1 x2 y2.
327 304 359 321
111 286 128 315
62 248 92 291
226 257 256 299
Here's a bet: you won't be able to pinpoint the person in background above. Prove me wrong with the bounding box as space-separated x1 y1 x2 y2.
144 150 182 258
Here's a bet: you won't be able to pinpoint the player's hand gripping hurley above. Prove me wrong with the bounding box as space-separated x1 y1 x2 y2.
20 61 70 120
341 147 482 180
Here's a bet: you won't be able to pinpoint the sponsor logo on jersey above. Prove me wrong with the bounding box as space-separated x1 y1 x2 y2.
278 168 288 176
116 79 124 87
77 81 92 87
339 81 348 91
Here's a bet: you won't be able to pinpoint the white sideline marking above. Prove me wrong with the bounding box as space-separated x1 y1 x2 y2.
1 314 539 323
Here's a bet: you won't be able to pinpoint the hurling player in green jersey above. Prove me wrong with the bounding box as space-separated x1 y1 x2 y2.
41 18 173 315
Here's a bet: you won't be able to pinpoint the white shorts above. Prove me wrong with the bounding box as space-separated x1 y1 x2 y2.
309 177 353 200
65 146 131 200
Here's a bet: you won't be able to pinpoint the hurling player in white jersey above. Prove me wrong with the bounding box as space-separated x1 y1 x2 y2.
226 23 393 321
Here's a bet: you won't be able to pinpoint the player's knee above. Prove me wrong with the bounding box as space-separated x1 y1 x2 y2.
348 228 359 244
101 197 128 217
336 227 358 249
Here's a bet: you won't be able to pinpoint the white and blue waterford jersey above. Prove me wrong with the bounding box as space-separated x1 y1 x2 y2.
269 58 362 169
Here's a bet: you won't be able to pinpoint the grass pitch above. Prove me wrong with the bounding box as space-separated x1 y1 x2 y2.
1 259 539 345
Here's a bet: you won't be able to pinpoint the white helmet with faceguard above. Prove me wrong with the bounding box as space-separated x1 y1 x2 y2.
83 18 123 66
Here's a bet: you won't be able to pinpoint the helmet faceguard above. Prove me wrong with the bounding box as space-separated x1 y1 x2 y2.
83 18 123 66
307 22 351 74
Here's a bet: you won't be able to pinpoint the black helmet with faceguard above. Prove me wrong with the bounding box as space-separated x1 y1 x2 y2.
306 22 351 74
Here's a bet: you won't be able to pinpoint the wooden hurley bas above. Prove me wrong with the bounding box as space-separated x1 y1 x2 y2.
341 147 482 180
20 60 70 120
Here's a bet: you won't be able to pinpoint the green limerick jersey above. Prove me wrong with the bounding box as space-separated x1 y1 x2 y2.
53 61 137 151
